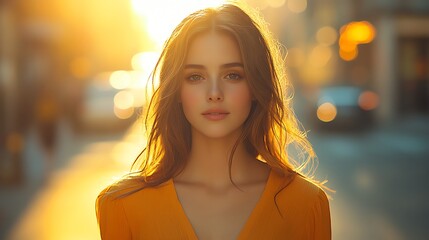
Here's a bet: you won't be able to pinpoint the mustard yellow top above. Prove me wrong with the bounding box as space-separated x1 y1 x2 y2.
96 170 331 239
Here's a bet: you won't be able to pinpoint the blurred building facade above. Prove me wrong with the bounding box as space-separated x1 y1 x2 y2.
0 0 140 184
273 0 429 124
1 0 22 184
371 0 429 122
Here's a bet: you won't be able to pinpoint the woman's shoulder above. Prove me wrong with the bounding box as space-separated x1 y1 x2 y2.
272 170 329 206
97 177 172 205
268 171 332 238
97 178 141 201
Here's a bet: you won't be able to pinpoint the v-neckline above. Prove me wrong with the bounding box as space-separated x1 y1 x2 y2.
168 170 274 239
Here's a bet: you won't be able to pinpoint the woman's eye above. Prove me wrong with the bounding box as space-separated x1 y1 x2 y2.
187 74 204 82
225 73 243 80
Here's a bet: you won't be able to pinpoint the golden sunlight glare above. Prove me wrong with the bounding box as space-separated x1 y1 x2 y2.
131 0 226 49
131 51 160 71
110 70 132 90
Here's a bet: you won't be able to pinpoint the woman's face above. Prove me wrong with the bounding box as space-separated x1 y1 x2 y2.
180 31 252 139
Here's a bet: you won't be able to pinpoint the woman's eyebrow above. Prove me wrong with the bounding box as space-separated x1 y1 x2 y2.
184 64 205 70
221 62 244 69
184 62 244 70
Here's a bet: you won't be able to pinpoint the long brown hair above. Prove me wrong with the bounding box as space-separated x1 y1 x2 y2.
114 2 326 196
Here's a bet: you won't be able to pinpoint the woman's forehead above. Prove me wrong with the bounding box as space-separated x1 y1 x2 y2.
184 31 243 66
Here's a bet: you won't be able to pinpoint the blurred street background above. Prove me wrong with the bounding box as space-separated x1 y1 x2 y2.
1 0 428 239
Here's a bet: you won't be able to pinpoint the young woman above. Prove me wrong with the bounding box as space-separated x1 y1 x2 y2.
96 2 331 239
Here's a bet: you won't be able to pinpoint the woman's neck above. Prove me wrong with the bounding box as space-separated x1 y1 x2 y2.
175 129 268 188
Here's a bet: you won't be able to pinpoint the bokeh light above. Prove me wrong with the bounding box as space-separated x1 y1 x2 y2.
114 90 135 110
266 0 286 8
359 90 379 110
339 47 358 61
308 45 333 68
316 26 338 46
287 0 307 13
338 21 376 61
131 51 159 71
114 105 135 119
317 102 337 122
109 71 131 90
339 34 358 52
345 21 376 44
129 88 146 108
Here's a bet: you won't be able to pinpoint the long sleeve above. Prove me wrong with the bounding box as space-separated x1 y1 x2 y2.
96 189 132 240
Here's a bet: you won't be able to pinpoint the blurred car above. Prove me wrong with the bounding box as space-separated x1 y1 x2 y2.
311 85 379 131
79 75 136 133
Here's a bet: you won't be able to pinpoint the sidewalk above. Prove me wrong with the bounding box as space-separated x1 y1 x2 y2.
0 121 133 240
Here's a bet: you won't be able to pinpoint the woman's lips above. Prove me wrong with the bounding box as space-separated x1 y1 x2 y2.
202 110 229 121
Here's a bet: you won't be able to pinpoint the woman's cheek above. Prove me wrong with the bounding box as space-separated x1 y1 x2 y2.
181 87 200 110
230 85 252 107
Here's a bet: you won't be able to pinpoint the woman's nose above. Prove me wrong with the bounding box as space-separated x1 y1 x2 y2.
207 81 224 102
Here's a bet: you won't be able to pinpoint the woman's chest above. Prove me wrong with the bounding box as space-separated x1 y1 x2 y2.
174 184 266 240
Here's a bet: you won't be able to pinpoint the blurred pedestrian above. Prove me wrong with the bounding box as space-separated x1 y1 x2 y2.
34 84 61 181
96 2 331 239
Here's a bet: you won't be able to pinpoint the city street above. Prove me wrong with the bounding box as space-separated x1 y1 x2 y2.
310 114 429 239
1 115 428 240
0 121 128 240
1 1 428 240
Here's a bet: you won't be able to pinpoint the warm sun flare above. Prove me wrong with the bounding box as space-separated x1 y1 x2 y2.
131 0 226 49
